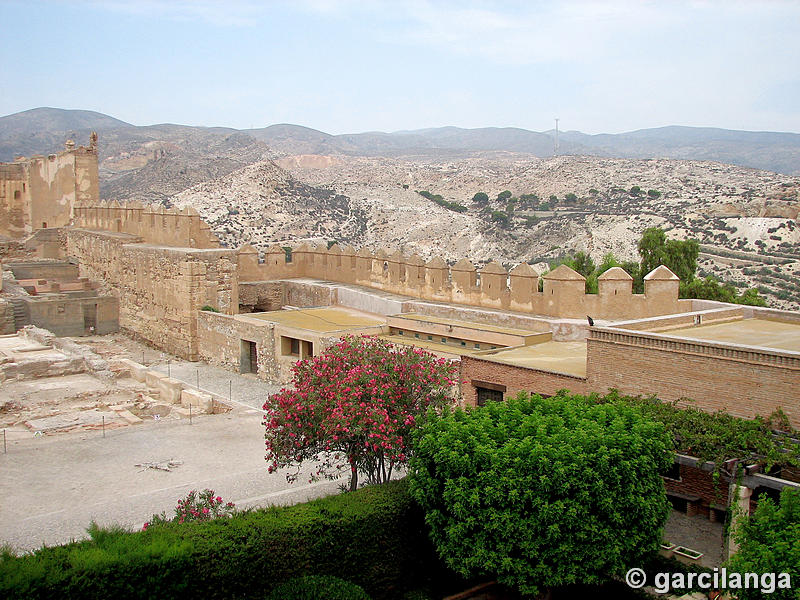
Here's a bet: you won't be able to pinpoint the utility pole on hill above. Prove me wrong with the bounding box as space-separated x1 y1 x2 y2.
554 118 560 156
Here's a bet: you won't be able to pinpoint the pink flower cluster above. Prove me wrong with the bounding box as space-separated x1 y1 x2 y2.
263 335 457 483
142 488 235 530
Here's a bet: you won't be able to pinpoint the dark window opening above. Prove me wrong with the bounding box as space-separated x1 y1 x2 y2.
290 338 300 355
476 387 504 406
14 190 21 199
663 462 681 481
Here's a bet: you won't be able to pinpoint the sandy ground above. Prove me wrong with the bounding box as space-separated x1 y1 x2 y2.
0 404 343 552
0 332 336 553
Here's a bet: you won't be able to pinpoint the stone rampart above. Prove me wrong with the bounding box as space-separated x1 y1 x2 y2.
66 228 237 359
237 243 681 320
73 201 220 248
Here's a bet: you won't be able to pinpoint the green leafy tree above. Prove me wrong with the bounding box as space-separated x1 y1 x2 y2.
680 276 767 306
564 250 596 278
638 227 668 276
663 238 700 283
472 192 489 205
497 190 512 201
490 210 509 228
647 189 661 199
565 192 578 203
630 185 642 196
409 392 672 597
726 487 799 600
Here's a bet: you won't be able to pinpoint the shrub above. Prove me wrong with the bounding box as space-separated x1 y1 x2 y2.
200 305 220 312
726 488 799 599
264 336 457 491
144 489 235 529
409 392 672 597
0 480 436 600
265 575 371 600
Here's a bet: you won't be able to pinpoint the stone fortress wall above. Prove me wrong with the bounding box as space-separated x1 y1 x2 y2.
65 227 237 360
72 201 220 249
237 243 686 320
0 136 98 238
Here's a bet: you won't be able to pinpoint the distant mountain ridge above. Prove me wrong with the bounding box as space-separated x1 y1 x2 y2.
1 107 799 175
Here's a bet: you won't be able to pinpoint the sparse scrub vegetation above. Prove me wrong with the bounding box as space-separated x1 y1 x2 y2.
417 190 467 213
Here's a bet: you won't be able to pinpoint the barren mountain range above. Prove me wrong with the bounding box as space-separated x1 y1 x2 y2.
2 107 800 309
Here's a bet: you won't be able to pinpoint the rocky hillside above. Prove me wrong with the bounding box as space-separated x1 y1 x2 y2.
273 153 800 309
169 160 367 249
99 126 271 204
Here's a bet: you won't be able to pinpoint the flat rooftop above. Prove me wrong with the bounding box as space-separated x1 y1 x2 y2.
664 318 800 353
478 341 587 378
391 313 539 336
380 334 483 357
243 307 386 333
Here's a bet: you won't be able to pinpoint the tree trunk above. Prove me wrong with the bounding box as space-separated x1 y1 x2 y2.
349 463 358 492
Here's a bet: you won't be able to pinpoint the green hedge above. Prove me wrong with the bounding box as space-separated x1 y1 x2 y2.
0 480 435 600
265 575 370 600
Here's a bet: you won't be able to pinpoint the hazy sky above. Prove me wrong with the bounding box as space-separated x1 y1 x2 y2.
2 1 799 135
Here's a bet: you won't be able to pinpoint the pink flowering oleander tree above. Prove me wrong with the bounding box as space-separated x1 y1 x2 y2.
263 335 458 491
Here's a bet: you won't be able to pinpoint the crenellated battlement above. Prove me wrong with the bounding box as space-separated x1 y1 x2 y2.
72 201 221 249
237 243 683 320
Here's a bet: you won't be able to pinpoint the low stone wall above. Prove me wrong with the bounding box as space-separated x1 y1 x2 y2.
0 299 14 334
5 260 79 281
197 311 278 382
25 295 118 336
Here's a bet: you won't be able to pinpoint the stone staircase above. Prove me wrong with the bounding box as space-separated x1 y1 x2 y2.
9 297 30 331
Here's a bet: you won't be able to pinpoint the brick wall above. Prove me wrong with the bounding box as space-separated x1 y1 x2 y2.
664 465 728 517
587 329 800 429
460 355 588 407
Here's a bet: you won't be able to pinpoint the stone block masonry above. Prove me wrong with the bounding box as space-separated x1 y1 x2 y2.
238 243 683 320
65 228 238 360
197 310 278 381
1 136 98 239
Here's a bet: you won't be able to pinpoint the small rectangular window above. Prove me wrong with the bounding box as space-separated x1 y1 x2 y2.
441 338 447 343
460 341 466 347
398 330 403 336
476 387 504 406
474 343 480 349
663 462 682 481
427 335 433 341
